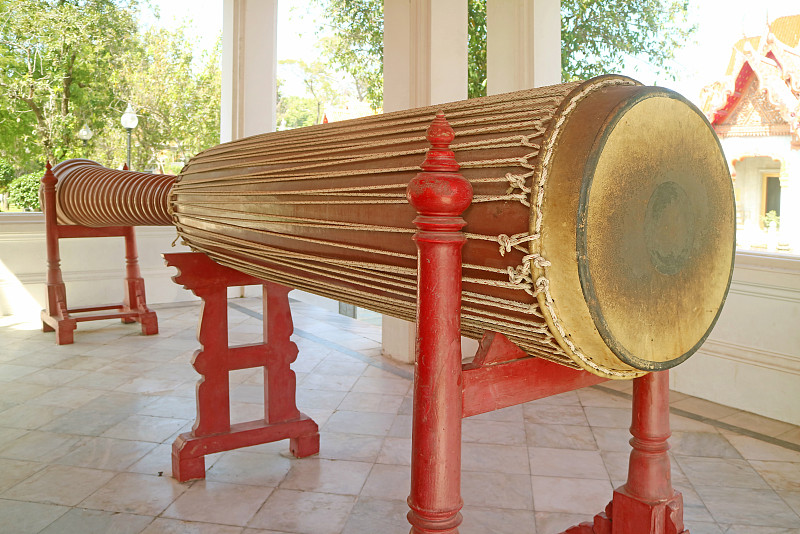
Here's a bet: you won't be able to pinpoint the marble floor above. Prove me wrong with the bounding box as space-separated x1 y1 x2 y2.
1 297 799 534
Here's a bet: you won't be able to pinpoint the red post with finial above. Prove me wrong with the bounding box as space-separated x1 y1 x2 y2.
406 112 472 534
40 162 77 344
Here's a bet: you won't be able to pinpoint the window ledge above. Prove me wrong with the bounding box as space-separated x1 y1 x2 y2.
0 212 44 224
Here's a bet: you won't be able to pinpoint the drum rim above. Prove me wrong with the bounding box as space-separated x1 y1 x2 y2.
575 87 736 371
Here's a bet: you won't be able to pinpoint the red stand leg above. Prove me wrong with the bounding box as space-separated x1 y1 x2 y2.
561 371 688 534
164 252 319 482
121 226 158 334
406 112 473 533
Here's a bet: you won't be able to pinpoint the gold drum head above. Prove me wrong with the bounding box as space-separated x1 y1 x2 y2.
535 80 735 378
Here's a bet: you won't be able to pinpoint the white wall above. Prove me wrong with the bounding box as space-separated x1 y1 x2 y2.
672 252 800 425
0 213 196 319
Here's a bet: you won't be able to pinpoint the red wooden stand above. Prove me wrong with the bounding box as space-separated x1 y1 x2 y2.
407 113 686 533
164 252 319 482
40 162 158 344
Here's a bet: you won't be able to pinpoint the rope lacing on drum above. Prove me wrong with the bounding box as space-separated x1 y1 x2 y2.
504 172 533 207
506 252 551 298
497 232 539 256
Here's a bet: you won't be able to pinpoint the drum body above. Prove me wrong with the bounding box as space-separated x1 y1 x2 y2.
171 75 735 379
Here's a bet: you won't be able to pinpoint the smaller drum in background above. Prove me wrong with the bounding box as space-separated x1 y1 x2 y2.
50 159 176 227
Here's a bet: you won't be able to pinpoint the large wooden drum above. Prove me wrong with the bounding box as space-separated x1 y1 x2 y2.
171 75 735 379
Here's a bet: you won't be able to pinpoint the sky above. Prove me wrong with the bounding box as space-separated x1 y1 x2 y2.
142 0 800 105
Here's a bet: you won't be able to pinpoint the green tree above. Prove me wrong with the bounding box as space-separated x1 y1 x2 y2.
7 170 41 210
560 0 695 81
277 91 318 129
0 157 13 191
313 0 383 110
0 157 14 210
279 59 343 125
0 0 140 167
313 0 694 107
468 0 487 98
110 28 222 171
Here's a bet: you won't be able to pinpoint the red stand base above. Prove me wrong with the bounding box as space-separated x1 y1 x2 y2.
565 491 687 534
40 226 159 345
559 372 688 534
164 252 320 482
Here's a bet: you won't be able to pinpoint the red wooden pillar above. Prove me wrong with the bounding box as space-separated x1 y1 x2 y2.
120 226 157 334
564 371 687 534
406 112 473 534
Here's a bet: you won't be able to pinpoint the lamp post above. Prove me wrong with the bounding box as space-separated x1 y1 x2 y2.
121 103 138 169
77 124 93 157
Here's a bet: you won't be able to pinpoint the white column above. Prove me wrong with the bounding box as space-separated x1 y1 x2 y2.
486 0 561 95
382 0 468 363
221 0 278 142
383 0 469 112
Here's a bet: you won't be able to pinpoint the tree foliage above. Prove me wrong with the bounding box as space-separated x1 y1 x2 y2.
276 85 318 130
313 0 694 108
279 59 342 125
0 157 14 192
467 0 487 99
0 0 139 169
561 0 694 81
111 29 222 171
313 0 383 110
7 170 41 210
0 0 222 176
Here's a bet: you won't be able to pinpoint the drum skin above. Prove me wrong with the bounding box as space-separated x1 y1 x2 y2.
161 75 735 379
535 81 735 376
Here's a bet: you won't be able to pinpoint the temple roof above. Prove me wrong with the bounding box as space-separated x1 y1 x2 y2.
724 15 800 75
701 14 800 146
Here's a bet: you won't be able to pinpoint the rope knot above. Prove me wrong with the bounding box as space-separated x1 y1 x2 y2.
497 232 540 256
505 172 529 193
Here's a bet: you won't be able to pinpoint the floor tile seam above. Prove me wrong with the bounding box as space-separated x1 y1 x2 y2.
593 384 800 454
744 458 800 496
75 481 189 520
227 301 413 381
690 481 800 525
0 498 72 534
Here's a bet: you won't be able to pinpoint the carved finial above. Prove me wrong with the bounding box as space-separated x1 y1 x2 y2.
323 114 329 124
407 112 472 217
420 112 459 174
123 162 129 170
426 111 455 149
42 160 56 185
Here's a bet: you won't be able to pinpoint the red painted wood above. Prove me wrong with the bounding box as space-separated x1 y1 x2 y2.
164 252 319 483
39 163 158 344
462 332 608 418
558 371 688 534
406 112 472 534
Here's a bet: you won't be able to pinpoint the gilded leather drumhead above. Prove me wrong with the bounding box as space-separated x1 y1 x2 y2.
537 82 735 375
